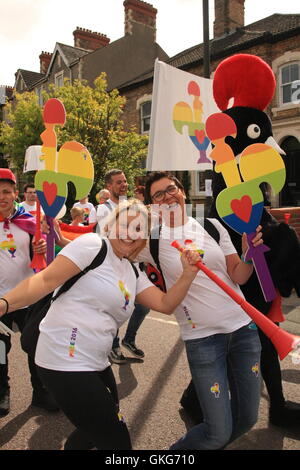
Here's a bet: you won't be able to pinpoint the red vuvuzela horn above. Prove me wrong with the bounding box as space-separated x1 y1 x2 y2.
266 290 285 323
30 199 47 271
172 241 300 360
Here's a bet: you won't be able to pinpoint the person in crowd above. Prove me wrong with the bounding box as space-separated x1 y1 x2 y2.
19 183 41 218
136 171 264 450
97 174 151 364
96 170 128 363
0 199 201 450
73 195 97 225
96 189 111 205
96 169 128 231
133 186 146 203
0 169 58 416
118 186 154 362
119 301 150 360
69 207 85 226
206 178 300 429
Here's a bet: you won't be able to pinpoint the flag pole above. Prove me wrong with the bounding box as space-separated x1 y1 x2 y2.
203 0 210 79
202 0 213 216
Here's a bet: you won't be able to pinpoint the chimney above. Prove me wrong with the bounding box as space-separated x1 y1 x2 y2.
73 27 110 51
214 0 245 38
123 0 157 41
39 51 52 74
0 86 14 104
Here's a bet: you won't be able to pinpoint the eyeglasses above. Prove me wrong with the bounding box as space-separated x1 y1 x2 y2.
151 185 179 202
26 191 36 194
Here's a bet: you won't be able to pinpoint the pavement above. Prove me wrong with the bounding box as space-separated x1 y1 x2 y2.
281 290 300 337
0 290 299 452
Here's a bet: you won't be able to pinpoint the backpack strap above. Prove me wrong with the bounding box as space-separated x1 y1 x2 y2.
203 218 220 244
149 224 162 267
130 263 139 279
29 233 34 261
104 201 113 212
52 239 108 301
149 224 167 292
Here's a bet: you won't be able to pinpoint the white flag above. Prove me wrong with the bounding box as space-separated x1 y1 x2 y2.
23 145 44 172
147 60 220 171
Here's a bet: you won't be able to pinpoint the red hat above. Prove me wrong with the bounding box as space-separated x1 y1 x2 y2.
213 54 276 111
0 168 17 184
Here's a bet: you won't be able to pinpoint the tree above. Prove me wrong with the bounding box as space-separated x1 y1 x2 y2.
0 74 148 204
44 74 148 203
0 92 44 171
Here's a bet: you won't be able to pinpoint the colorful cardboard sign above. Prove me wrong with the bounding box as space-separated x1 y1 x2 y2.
206 112 286 302
34 98 94 263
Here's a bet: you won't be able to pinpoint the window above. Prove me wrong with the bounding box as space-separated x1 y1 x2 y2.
0 86 5 105
140 101 151 133
35 87 43 107
55 71 64 88
280 63 300 105
197 171 205 193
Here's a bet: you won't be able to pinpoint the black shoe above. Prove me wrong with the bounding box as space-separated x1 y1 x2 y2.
31 389 60 412
0 389 10 417
269 401 300 428
108 348 127 364
121 339 144 358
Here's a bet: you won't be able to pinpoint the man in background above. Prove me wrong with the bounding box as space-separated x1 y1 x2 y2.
19 183 40 217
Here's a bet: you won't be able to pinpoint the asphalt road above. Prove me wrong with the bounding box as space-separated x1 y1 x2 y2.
0 306 300 452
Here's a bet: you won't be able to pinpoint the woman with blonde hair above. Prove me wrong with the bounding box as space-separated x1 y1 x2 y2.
0 199 200 450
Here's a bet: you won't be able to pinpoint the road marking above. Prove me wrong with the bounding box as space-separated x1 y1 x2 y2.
289 350 300 364
145 315 178 326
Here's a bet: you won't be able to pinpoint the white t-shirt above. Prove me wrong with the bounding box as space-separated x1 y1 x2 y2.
19 201 44 218
73 202 97 224
0 222 33 300
138 217 249 341
96 199 117 232
35 233 153 372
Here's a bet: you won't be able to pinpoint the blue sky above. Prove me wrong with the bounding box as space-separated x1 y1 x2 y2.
1 0 299 85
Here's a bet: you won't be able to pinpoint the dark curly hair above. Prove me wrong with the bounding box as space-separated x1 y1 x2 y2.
144 171 184 204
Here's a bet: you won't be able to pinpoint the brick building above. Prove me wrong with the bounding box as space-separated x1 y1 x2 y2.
119 1 300 215
1 0 300 232
11 1 168 101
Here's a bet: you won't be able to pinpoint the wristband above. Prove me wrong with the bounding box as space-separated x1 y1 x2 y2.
0 298 9 315
241 254 253 265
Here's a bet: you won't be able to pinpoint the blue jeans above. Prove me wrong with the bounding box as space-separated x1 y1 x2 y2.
112 303 150 349
171 322 262 450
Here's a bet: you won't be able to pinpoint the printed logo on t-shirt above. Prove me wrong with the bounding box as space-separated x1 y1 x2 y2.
184 239 204 258
69 327 78 357
0 233 17 258
83 208 90 223
183 305 196 328
118 281 131 311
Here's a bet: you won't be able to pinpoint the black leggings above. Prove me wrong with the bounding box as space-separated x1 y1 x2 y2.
37 365 132 450
0 309 45 398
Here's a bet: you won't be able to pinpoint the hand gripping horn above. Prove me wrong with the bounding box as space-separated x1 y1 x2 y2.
172 241 300 360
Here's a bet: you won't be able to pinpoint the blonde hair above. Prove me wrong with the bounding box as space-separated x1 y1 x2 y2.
103 198 151 260
70 206 85 220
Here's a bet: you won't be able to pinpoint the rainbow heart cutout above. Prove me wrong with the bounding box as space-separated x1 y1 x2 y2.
195 129 206 144
43 181 58 207
231 195 252 223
